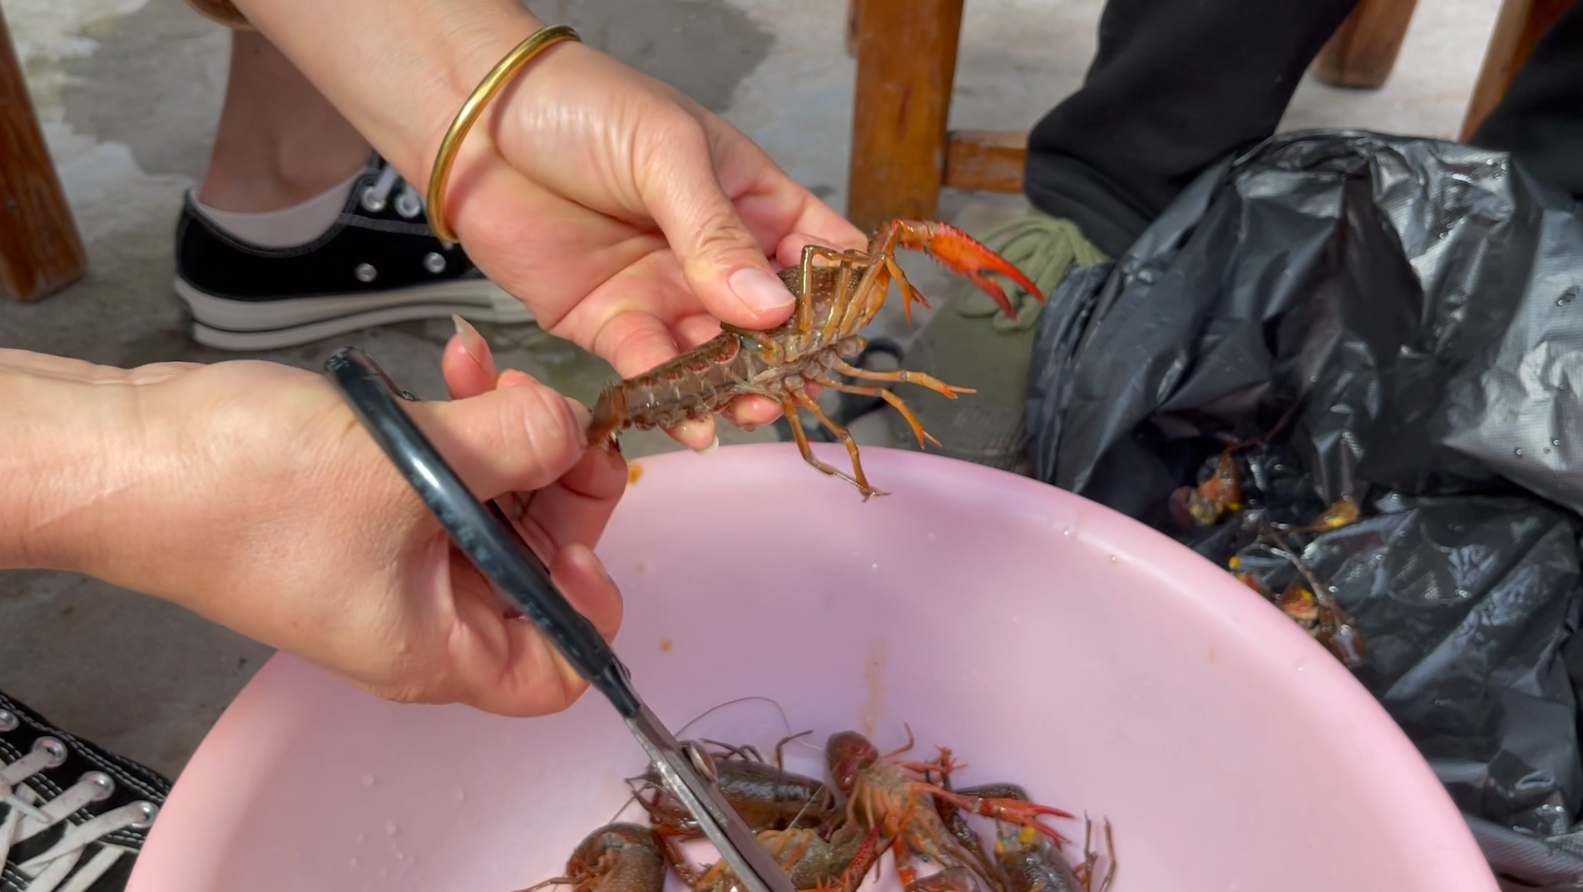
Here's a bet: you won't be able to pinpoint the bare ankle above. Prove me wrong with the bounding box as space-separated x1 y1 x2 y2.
197 29 372 214
197 140 368 214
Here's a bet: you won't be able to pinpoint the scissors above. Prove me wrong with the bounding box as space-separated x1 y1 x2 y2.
325 346 798 892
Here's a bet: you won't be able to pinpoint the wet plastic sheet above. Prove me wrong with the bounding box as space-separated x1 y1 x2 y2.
1025 131 1583 884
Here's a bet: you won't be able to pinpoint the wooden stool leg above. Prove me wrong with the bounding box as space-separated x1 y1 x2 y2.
1460 0 1574 141
845 0 863 57
1311 0 1421 89
845 0 965 233
0 4 86 303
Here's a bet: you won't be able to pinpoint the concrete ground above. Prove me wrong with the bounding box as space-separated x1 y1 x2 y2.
1 0 1500 782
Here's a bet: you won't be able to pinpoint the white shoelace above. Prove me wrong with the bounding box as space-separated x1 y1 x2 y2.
359 161 425 219
1 725 160 892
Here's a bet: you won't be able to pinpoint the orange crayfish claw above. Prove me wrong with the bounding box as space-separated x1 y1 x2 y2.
893 221 1046 323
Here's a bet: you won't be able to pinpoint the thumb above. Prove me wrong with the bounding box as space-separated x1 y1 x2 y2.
407 376 591 500
642 130 796 330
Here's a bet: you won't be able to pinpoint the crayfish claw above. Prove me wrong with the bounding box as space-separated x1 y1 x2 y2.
892 221 1046 322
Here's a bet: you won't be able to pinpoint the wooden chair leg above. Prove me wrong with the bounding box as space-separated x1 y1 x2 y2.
1311 0 1421 89
1460 0 1574 140
845 0 965 233
0 4 86 303
845 0 863 57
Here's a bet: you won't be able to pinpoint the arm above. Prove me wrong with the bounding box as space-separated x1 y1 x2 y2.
1 340 628 717
0 349 168 577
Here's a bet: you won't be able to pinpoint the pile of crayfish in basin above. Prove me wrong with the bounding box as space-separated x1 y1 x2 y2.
585 219 1047 502
515 728 1116 892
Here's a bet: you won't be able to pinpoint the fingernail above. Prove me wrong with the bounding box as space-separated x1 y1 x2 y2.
569 401 593 445
729 268 795 312
694 434 720 455
452 314 488 363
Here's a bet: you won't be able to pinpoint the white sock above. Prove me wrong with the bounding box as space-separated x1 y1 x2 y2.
192 169 362 249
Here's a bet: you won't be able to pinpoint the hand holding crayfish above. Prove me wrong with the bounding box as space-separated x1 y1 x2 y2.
587 221 1046 499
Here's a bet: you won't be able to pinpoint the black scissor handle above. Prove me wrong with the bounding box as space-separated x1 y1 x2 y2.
324 346 639 717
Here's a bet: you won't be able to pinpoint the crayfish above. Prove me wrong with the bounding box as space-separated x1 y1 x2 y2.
587 220 1045 500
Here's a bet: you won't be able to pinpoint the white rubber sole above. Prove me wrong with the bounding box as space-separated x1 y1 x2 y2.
175 277 534 352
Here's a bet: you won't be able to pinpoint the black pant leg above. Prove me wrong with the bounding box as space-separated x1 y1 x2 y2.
1468 4 1583 200
1023 0 1362 256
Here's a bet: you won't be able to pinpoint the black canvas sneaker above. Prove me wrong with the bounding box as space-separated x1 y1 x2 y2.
174 153 532 351
0 691 170 892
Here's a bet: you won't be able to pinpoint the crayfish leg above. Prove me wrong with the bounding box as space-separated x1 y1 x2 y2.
773 730 815 771
891 835 921 891
882 256 934 327
883 723 917 760
1097 819 1117 892
813 377 941 450
699 739 762 763
798 244 875 343
783 398 883 500
789 387 888 501
829 358 975 399
907 867 985 892
833 824 886 892
932 788 1075 845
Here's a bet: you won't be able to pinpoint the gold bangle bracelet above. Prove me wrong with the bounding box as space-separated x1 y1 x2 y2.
425 24 581 245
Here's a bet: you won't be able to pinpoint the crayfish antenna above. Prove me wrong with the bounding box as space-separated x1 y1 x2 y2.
515 877 573 892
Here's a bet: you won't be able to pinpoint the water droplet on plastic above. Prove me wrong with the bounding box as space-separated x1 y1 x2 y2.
1295 664 1306 673
1327 585 1338 593
384 822 398 836
1109 554 1119 563
1515 448 1525 458
1554 438 1563 447
360 774 375 787
870 563 878 571
454 787 467 803
1063 528 1073 537
350 858 359 868
1455 588 1470 598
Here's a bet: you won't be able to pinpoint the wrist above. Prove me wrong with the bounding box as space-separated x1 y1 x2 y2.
412 12 587 238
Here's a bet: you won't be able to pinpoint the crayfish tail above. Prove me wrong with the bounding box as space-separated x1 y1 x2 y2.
586 384 627 446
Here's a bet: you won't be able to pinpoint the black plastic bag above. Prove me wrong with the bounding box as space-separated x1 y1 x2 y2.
1025 131 1583 875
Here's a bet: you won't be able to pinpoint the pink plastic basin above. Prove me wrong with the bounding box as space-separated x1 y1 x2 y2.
127 443 1496 892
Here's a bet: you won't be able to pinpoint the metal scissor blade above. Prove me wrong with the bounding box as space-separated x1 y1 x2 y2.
627 707 799 892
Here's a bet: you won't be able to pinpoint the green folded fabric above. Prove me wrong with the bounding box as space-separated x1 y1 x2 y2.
887 211 1107 473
